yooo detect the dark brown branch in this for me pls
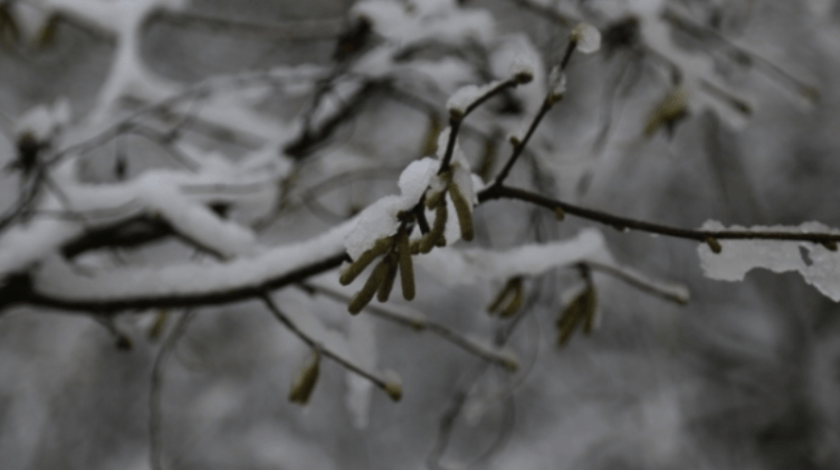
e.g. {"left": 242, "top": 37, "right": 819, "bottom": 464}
{"left": 478, "top": 184, "right": 840, "bottom": 245}
{"left": 0, "top": 252, "right": 347, "bottom": 313}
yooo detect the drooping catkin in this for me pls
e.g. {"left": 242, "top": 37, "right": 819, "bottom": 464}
{"left": 425, "top": 189, "right": 445, "bottom": 210}
{"left": 340, "top": 237, "right": 394, "bottom": 285}
{"left": 821, "top": 240, "right": 838, "bottom": 251}
{"left": 289, "top": 350, "right": 320, "bottom": 405}
{"left": 554, "top": 205, "right": 565, "bottom": 221}
{"left": 499, "top": 278, "right": 524, "bottom": 318}
{"left": 580, "top": 286, "right": 597, "bottom": 335}
{"left": 377, "top": 253, "right": 399, "bottom": 303}
{"left": 420, "top": 202, "right": 448, "bottom": 253}
{"left": 348, "top": 259, "right": 391, "bottom": 314}
{"left": 397, "top": 229, "right": 415, "bottom": 301}
{"left": 147, "top": 309, "right": 169, "bottom": 340}
{"left": 448, "top": 181, "right": 474, "bottom": 242}
{"left": 556, "top": 285, "right": 596, "bottom": 346}
{"left": 487, "top": 278, "right": 517, "bottom": 314}
{"left": 644, "top": 87, "right": 688, "bottom": 138}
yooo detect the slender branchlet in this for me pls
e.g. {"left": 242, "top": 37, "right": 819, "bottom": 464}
{"left": 559, "top": 38, "right": 577, "bottom": 71}
{"left": 289, "top": 349, "right": 321, "bottom": 405}
{"left": 348, "top": 259, "right": 391, "bottom": 314}
{"left": 262, "top": 295, "right": 400, "bottom": 402}
{"left": 397, "top": 229, "right": 416, "bottom": 301}
{"left": 477, "top": 184, "right": 840, "bottom": 246}
{"left": 439, "top": 77, "right": 526, "bottom": 174}
{"left": 298, "top": 283, "right": 518, "bottom": 369}
{"left": 339, "top": 237, "right": 394, "bottom": 285}
{"left": 448, "top": 180, "right": 474, "bottom": 242}
{"left": 492, "top": 98, "right": 554, "bottom": 187}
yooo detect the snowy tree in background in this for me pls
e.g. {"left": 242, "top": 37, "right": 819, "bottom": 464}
{"left": 1, "top": 0, "right": 840, "bottom": 469}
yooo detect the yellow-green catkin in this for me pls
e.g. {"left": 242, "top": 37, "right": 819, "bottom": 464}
{"left": 556, "top": 286, "right": 596, "bottom": 346}
{"left": 377, "top": 254, "right": 399, "bottom": 303}
{"left": 554, "top": 205, "right": 565, "bottom": 221}
{"left": 644, "top": 87, "right": 688, "bottom": 137}
{"left": 448, "top": 181, "right": 474, "bottom": 242}
{"left": 340, "top": 237, "right": 394, "bottom": 285}
{"left": 147, "top": 309, "right": 169, "bottom": 340}
{"left": 420, "top": 202, "right": 448, "bottom": 253}
{"left": 420, "top": 114, "right": 442, "bottom": 157}
{"left": 34, "top": 14, "right": 59, "bottom": 49}
{"left": 487, "top": 279, "right": 516, "bottom": 314}
{"left": 499, "top": 279, "right": 524, "bottom": 318}
{"left": 289, "top": 350, "right": 320, "bottom": 405}
{"left": 581, "top": 286, "right": 597, "bottom": 335}
{"left": 397, "top": 229, "right": 415, "bottom": 301}
{"left": 821, "top": 240, "right": 838, "bottom": 252}
{"left": 425, "top": 188, "right": 446, "bottom": 210}
{"left": 348, "top": 260, "right": 391, "bottom": 314}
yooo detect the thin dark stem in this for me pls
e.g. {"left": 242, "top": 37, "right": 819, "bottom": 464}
{"left": 300, "top": 283, "right": 515, "bottom": 369}
{"left": 149, "top": 310, "right": 196, "bottom": 470}
{"left": 260, "top": 293, "right": 392, "bottom": 395}
{"left": 478, "top": 184, "right": 840, "bottom": 245}
{"left": 558, "top": 39, "right": 577, "bottom": 71}
{"left": 439, "top": 78, "right": 523, "bottom": 174}
{"left": 491, "top": 99, "right": 553, "bottom": 187}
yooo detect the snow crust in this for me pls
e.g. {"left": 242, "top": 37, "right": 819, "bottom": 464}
{"left": 415, "top": 229, "right": 612, "bottom": 285}
{"left": 571, "top": 23, "right": 601, "bottom": 54}
{"left": 344, "top": 158, "right": 438, "bottom": 259}
{"left": 698, "top": 221, "right": 840, "bottom": 301}
{"left": 447, "top": 80, "right": 504, "bottom": 115}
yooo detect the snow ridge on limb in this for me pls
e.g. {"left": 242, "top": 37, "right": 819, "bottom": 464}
{"left": 698, "top": 221, "right": 840, "bottom": 301}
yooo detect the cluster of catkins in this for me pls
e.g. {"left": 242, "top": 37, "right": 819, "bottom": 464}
{"left": 340, "top": 167, "right": 474, "bottom": 314}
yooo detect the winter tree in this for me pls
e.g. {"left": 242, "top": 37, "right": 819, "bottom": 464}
{"left": 1, "top": 0, "right": 840, "bottom": 469}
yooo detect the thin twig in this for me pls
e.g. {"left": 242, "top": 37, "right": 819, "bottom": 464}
{"left": 150, "top": 310, "right": 197, "bottom": 470}
{"left": 260, "top": 293, "right": 395, "bottom": 398}
{"left": 491, "top": 98, "right": 553, "bottom": 187}
{"left": 585, "top": 261, "right": 689, "bottom": 305}
{"left": 439, "top": 77, "right": 524, "bottom": 174}
{"left": 300, "top": 283, "right": 516, "bottom": 369}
